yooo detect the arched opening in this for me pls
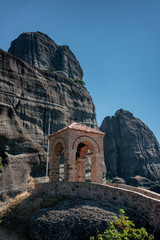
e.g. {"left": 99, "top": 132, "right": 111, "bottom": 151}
{"left": 75, "top": 141, "right": 94, "bottom": 182}
{"left": 49, "top": 123, "right": 105, "bottom": 183}
{"left": 52, "top": 142, "right": 65, "bottom": 181}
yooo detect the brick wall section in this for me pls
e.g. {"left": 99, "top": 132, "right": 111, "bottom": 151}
{"left": 36, "top": 181, "right": 160, "bottom": 229}
{"left": 75, "top": 158, "right": 85, "bottom": 182}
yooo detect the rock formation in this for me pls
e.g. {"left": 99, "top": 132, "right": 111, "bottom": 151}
{"left": 0, "top": 32, "right": 97, "bottom": 195}
{"left": 0, "top": 48, "right": 97, "bottom": 150}
{"left": 100, "top": 109, "right": 160, "bottom": 184}
{"left": 8, "top": 31, "right": 83, "bottom": 80}
{"left": 29, "top": 197, "right": 150, "bottom": 240}
{"left": 112, "top": 177, "right": 126, "bottom": 184}
{"left": 29, "top": 198, "right": 115, "bottom": 240}
{"left": 0, "top": 103, "right": 46, "bottom": 197}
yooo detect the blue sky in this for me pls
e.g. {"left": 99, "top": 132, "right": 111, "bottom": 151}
{"left": 1, "top": 0, "right": 160, "bottom": 143}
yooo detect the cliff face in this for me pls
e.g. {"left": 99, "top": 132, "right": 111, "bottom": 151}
{"left": 8, "top": 31, "right": 83, "bottom": 80}
{"left": 0, "top": 32, "right": 97, "bottom": 195}
{"left": 100, "top": 109, "right": 160, "bottom": 183}
{"left": 0, "top": 103, "right": 46, "bottom": 196}
{"left": 0, "top": 49, "right": 97, "bottom": 150}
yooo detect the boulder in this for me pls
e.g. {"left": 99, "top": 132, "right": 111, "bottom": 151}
{"left": 100, "top": 109, "right": 160, "bottom": 183}
{"left": 112, "top": 177, "right": 126, "bottom": 184}
{"left": 29, "top": 198, "right": 149, "bottom": 240}
{"left": 126, "top": 176, "right": 154, "bottom": 187}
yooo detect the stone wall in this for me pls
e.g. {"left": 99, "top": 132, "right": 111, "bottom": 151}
{"left": 36, "top": 182, "right": 160, "bottom": 229}
{"left": 109, "top": 183, "right": 160, "bottom": 200}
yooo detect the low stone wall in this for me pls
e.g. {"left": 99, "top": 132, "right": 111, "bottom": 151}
{"left": 109, "top": 183, "right": 160, "bottom": 200}
{"left": 36, "top": 181, "right": 160, "bottom": 229}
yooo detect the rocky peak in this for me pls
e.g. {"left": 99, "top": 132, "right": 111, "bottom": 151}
{"left": 8, "top": 31, "right": 83, "bottom": 80}
{"left": 100, "top": 109, "right": 160, "bottom": 184}
{"left": 0, "top": 35, "right": 96, "bottom": 196}
{"left": 115, "top": 109, "right": 133, "bottom": 118}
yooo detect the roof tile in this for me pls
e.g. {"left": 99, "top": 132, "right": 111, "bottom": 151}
{"left": 49, "top": 122, "right": 105, "bottom": 137}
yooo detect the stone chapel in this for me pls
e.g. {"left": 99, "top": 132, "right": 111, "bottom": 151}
{"left": 48, "top": 122, "right": 105, "bottom": 183}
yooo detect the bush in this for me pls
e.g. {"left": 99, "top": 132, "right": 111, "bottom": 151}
{"left": 90, "top": 209, "right": 154, "bottom": 240}
{"left": 0, "top": 157, "right": 3, "bottom": 173}
{"left": 74, "top": 78, "right": 85, "bottom": 85}
{"left": 107, "top": 179, "right": 113, "bottom": 184}
{"left": 69, "top": 77, "right": 85, "bottom": 85}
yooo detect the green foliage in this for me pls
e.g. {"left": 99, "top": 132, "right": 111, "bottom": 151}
{"left": 149, "top": 184, "right": 160, "bottom": 194}
{"left": 74, "top": 77, "right": 85, "bottom": 85}
{"left": 69, "top": 77, "right": 85, "bottom": 86}
{"left": 0, "top": 157, "right": 3, "bottom": 173}
{"left": 107, "top": 179, "right": 113, "bottom": 184}
{"left": 90, "top": 209, "right": 154, "bottom": 240}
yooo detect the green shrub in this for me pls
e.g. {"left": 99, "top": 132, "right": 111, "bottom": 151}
{"left": 107, "top": 179, "right": 113, "bottom": 184}
{"left": 74, "top": 78, "right": 85, "bottom": 86}
{"left": 69, "top": 77, "right": 85, "bottom": 85}
{"left": 90, "top": 209, "right": 154, "bottom": 240}
{"left": 0, "top": 157, "right": 3, "bottom": 173}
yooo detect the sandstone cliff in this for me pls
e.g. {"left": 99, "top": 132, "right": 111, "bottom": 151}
{"left": 100, "top": 109, "right": 160, "bottom": 184}
{"left": 8, "top": 31, "right": 83, "bottom": 80}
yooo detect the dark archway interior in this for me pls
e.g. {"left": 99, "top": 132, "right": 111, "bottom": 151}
{"left": 76, "top": 143, "right": 86, "bottom": 159}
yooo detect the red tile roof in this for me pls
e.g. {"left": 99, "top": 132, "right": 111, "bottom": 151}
{"left": 49, "top": 122, "right": 105, "bottom": 137}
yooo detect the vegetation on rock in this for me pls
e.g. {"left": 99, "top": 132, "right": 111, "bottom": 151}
{"left": 107, "top": 179, "right": 113, "bottom": 184}
{"left": 90, "top": 209, "right": 154, "bottom": 240}
{"left": 0, "top": 157, "right": 3, "bottom": 174}
{"left": 0, "top": 191, "right": 158, "bottom": 240}
{"left": 70, "top": 77, "right": 85, "bottom": 85}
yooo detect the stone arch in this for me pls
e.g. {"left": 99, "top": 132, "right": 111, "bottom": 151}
{"left": 72, "top": 136, "right": 100, "bottom": 183}
{"left": 49, "top": 138, "right": 66, "bottom": 181}
{"left": 54, "top": 142, "right": 64, "bottom": 156}
{"left": 51, "top": 137, "right": 66, "bottom": 154}
{"left": 72, "top": 135, "right": 100, "bottom": 153}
